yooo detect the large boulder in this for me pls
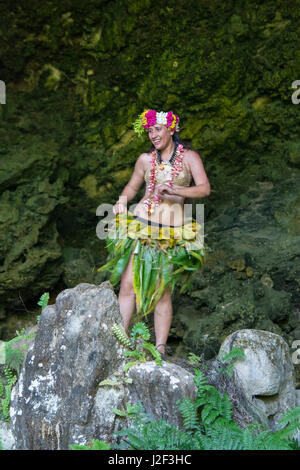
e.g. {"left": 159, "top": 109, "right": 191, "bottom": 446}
{"left": 217, "top": 329, "right": 297, "bottom": 429}
{"left": 10, "top": 281, "right": 125, "bottom": 450}
{"left": 71, "top": 361, "right": 198, "bottom": 447}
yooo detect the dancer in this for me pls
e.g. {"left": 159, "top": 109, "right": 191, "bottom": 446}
{"left": 98, "top": 109, "right": 210, "bottom": 356}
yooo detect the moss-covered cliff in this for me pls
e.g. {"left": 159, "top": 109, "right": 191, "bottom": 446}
{"left": 0, "top": 0, "right": 299, "bottom": 381}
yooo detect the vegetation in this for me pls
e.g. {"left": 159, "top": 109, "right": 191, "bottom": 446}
{"left": 72, "top": 368, "right": 300, "bottom": 450}
{"left": 111, "top": 322, "right": 162, "bottom": 372}
{"left": 0, "top": 293, "right": 48, "bottom": 422}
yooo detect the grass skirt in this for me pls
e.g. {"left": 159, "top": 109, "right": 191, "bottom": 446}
{"left": 98, "top": 211, "right": 206, "bottom": 316}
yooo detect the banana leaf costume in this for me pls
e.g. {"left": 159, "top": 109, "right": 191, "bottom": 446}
{"left": 98, "top": 211, "right": 206, "bottom": 316}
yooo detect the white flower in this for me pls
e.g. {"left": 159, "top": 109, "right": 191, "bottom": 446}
{"left": 156, "top": 112, "right": 168, "bottom": 125}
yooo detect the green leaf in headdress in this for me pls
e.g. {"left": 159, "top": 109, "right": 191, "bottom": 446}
{"left": 133, "top": 115, "right": 145, "bottom": 138}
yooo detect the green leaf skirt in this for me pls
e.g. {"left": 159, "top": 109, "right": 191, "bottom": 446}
{"left": 98, "top": 211, "right": 207, "bottom": 316}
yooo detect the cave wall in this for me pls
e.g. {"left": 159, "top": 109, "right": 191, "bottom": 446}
{"left": 0, "top": 0, "right": 299, "bottom": 378}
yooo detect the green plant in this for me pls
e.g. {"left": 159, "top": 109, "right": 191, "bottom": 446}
{"left": 71, "top": 365, "right": 300, "bottom": 451}
{"left": 0, "top": 329, "right": 36, "bottom": 421}
{"left": 70, "top": 439, "right": 111, "bottom": 450}
{"left": 110, "top": 368, "right": 300, "bottom": 450}
{"left": 188, "top": 351, "right": 203, "bottom": 365}
{"left": 36, "top": 292, "right": 50, "bottom": 323}
{"left": 218, "top": 347, "right": 246, "bottom": 377}
{"left": 0, "top": 364, "right": 17, "bottom": 421}
{"left": 112, "top": 322, "right": 162, "bottom": 372}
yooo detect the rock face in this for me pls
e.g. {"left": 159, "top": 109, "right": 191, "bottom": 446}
{"left": 217, "top": 329, "right": 297, "bottom": 429}
{"left": 71, "top": 361, "right": 198, "bottom": 447}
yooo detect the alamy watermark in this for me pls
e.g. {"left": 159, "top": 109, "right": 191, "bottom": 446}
{"left": 96, "top": 200, "right": 205, "bottom": 251}
{"left": 0, "top": 80, "right": 6, "bottom": 104}
{"left": 292, "top": 340, "right": 300, "bottom": 365}
{"left": 0, "top": 341, "right": 5, "bottom": 364}
{"left": 291, "top": 80, "right": 300, "bottom": 104}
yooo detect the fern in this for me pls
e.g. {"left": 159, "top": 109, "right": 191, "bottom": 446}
{"left": 130, "top": 322, "right": 150, "bottom": 342}
{"left": 0, "top": 329, "right": 34, "bottom": 421}
{"left": 4, "top": 345, "right": 24, "bottom": 375}
{"left": 70, "top": 439, "right": 111, "bottom": 450}
{"left": 112, "top": 322, "right": 163, "bottom": 372}
{"left": 199, "top": 388, "right": 233, "bottom": 425}
{"left": 177, "top": 397, "right": 199, "bottom": 430}
{"left": 140, "top": 342, "right": 162, "bottom": 366}
{"left": 37, "top": 292, "right": 50, "bottom": 310}
{"left": 1, "top": 384, "right": 13, "bottom": 421}
{"left": 188, "top": 352, "right": 203, "bottom": 365}
{"left": 114, "top": 403, "right": 198, "bottom": 450}
{"left": 112, "top": 324, "right": 135, "bottom": 350}
{"left": 37, "top": 292, "right": 50, "bottom": 322}
{"left": 272, "top": 406, "right": 300, "bottom": 441}
{"left": 218, "top": 347, "right": 245, "bottom": 377}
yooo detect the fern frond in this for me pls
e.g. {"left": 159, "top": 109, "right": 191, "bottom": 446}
{"left": 112, "top": 323, "right": 135, "bottom": 350}
{"left": 124, "top": 350, "right": 142, "bottom": 359}
{"left": 219, "top": 347, "right": 245, "bottom": 364}
{"left": 37, "top": 292, "right": 50, "bottom": 310}
{"left": 5, "top": 345, "right": 24, "bottom": 375}
{"left": 203, "top": 422, "right": 243, "bottom": 450}
{"left": 273, "top": 406, "right": 300, "bottom": 441}
{"left": 178, "top": 397, "right": 200, "bottom": 430}
{"left": 141, "top": 342, "right": 162, "bottom": 366}
{"left": 3, "top": 365, "right": 17, "bottom": 387}
{"left": 130, "top": 322, "right": 150, "bottom": 343}
{"left": 124, "top": 361, "right": 138, "bottom": 373}
{"left": 188, "top": 352, "right": 203, "bottom": 365}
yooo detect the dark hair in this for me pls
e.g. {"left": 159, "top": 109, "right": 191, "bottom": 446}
{"left": 146, "top": 132, "right": 194, "bottom": 153}
{"left": 172, "top": 133, "right": 194, "bottom": 150}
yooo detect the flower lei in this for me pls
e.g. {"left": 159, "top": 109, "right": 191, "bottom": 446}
{"left": 133, "top": 109, "right": 180, "bottom": 138}
{"left": 143, "top": 143, "right": 184, "bottom": 215}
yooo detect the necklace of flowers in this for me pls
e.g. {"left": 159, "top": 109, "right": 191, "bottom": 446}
{"left": 143, "top": 143, "right": 184, "bottom": 215}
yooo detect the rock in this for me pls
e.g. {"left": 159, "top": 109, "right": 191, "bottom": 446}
{"left": 72, "top": 361, "right": 198, "bottom": 447}
{"left": 0, "top": 421, "right": 15, "bottom": 450}
{"left": 200, "top": 358, "right": 270, "bottom": 429}
{"left": 10, "top": 281, "right": 126, "bottom": 450}
{"left": 217, "top": 329, "right": 297, "bottom": 429}
{"left": 128, "top": 362, "right": 197, "bottom": 427}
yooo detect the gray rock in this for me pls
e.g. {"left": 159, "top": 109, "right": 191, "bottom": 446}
{"left": 71, "top": 362, "right": 197, "bottom": 447}
{"left": 200, "top": 357, "right": 270, "bottom": 429}
{"left": 128, "top": 362, "right": 197, "bottom": 427}
{"left": 0, "top": 421, "right": 15, "bottom": 450}
{"left": 10, "top": 281, "right": 126, "bottom": 450}
{"left": 217, "top": 329, "right": 297, "bottom": 429}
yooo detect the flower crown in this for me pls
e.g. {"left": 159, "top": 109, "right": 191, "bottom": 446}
{"left": 133, "top": 109, "right": 180, "bottom": 137}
